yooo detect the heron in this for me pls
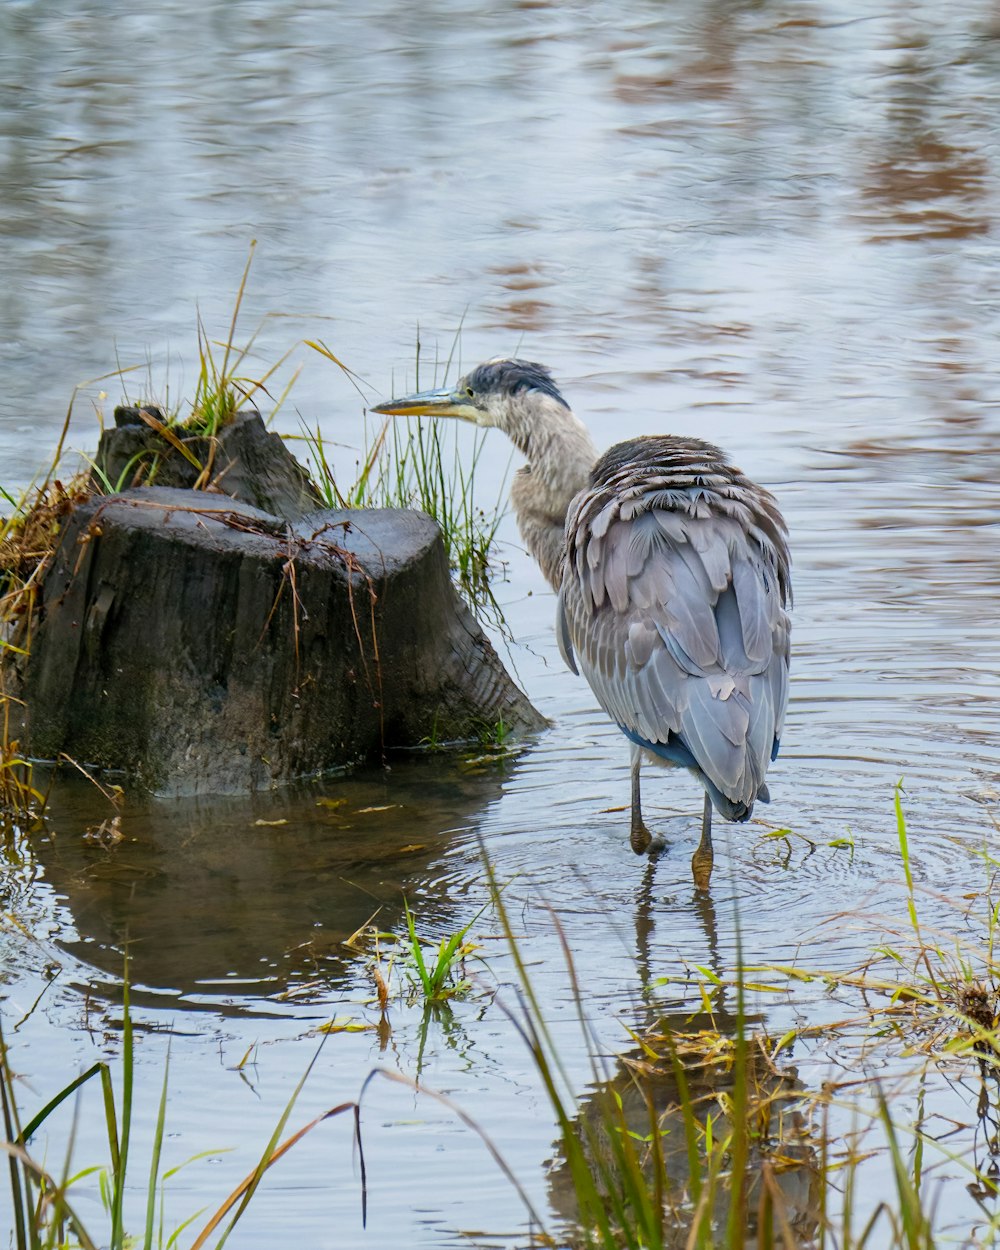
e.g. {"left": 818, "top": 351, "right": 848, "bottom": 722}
{"left": 372, "top": 358, "right": 791, "bottom": 887}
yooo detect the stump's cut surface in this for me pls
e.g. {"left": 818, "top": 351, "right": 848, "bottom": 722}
{"left": 17, "top": 488, "right": 544, "bottom": 794}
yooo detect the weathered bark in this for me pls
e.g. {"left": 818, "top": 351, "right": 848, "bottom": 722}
{"left": 14, "top": 488, "right": 544, "bottom": 794}
{"left": 95, "top": 408, "right": 322, "bottom": 520}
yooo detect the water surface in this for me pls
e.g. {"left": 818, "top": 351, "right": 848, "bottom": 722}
{"left": 3, "top": 1, "right": 1000, "bottom": 1244}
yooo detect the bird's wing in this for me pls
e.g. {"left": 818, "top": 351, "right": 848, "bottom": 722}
{"left": 561, "top": 502, "right": 790, "bottom": 815}
{"left": 556, "top": 585, "right": 578, "bottom": 675}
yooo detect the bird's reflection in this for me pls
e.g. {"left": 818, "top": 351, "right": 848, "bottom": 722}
{"left": 633, "top": 845, "right": 723, "bottom": 1003}
{"left": 541, "top": 846, "right": 820, "bottom": 1246}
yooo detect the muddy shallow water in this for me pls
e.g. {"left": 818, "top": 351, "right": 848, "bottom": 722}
{"left": 3, "top": 0, "right": 1000, "bottom": 1245}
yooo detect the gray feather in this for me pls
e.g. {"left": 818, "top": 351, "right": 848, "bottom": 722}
{"left": 732, "top": 555, "right": 771, "bottom": 664}
{"left": 556, "top": 587, "right": 578, "bottom": 675}
{"left": 562, "top": 433, "right": 791, "bottom": 819}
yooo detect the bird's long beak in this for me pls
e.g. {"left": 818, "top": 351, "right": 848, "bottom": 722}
{"left": 370, "top": 386, "right": 478, "bottom": 422}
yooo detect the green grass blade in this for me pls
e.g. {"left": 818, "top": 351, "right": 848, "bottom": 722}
{"left": 144, "top": 1044, "right": 170, "bottom": 1250}
{"left": 869, "top": 1088, "right": 933, "bottom": 1250}
{"left": 725, "top": 944, "right": 749, "bottom": 1249}
{"left": 894, "top": 780, "right": 920, "bottom": 939}
{"left": 0, "top": 1027, "right": 30, "bottom": 1250}
{"left": 165, "top": 1205, "right": 208, "bottom": 1249}
{"left": 100, "top": 1063, "right": 120, "bottom": 1176}
{"left": 19, "top": 1063, "right": 107, "bottom": 1143}
{"left": 110, "top": 975, "right": 133, "bottom": 1250}
{"left": 404, "top": 900, "right": 433, "bottom": 997}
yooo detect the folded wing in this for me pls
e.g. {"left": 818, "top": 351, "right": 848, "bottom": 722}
{"left": 558, "top": 436, "right": 791, "bottom": 821}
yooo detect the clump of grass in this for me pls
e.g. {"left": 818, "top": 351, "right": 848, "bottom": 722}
{"left": 0, "top": 694, "right": 45, "bottom": 838}
{"left": 0, "top": 477, "right": 63, "bottom": 835}
{"left": 101, "top": 245, "right": 303, "bottom": 498}
{"left": 346, "top": 901, "right": 489, "bottom": 1012}
{"left": 0, "top": 477, "right": 91, "bottom": 627}
{"left": 121, "top": 241, "right": 301, "bottom": 444}
{"left": 303, "top": 341, "right": 510, "bottom": 630}
{"left": 399, "top": 898, "right": 488, "bottom": 1004}
{"left": 476, "top": 715, "right": 513, "bottom": 750}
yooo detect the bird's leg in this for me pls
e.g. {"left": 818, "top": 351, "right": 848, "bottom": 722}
{"left": 691, "top": 793, "right": 714, "bottom": 889}
{"left": 630, "top": 752, "right": 651, "bottom": 854}
{"left": 629, "top": 749, "right": 664, "bottom": 855}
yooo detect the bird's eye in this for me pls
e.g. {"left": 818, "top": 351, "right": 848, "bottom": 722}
{"left": 465, "top": 386, "right": 475, "bottom": 399}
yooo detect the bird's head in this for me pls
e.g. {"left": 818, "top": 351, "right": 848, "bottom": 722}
{"left": 370, "top": 357, "right": 569, "bottom": 435}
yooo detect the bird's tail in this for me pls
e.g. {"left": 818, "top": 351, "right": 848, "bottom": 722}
{"left": 704, "top": 777, "right": 770, "bottom": 823}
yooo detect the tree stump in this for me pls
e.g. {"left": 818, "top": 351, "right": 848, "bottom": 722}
{"left": 14, "top": 488, "right": 544, "bottom": 794}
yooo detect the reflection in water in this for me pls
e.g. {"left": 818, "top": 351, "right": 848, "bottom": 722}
{"left": 546, "top": 1014, "right": 819, "bottom": 1248}
{"left": 635, "top": 857, "right": 724, "bottom": 1001}
{"left": 543, "top": 862, "right": 817, "bottom": 1246}
{"left": 30, "top": 755, "right": 513, "bottom": 1011}
{"left": 862, "top": 135, "right": 988, "bottom": 241}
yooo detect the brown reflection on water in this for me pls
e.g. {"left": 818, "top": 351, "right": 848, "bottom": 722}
{"left": 31, "top": 755, "right": 509, "bottom": 1011}
{"left": 546, "top": 1014, "right": 819, "bottom": 1248}
{"left": 860, "top": 133, "right": 989, "bottom": 242}
{"left": 849, "top": 22, "right": 992, "bottom": 242}
{"left": 546, "top": 860, "right": 816, "bottom": 1248}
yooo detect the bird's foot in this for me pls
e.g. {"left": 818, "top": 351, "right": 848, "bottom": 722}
{"left": 630, "top": 823, "right": 666, "bottom": 857}
{"left": 691, "top": 847, "right": 714, "bottom": 891}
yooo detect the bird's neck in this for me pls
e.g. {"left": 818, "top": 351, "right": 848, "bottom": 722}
{"left": 506, "top": 395, "right": 599, "bottom": 591}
